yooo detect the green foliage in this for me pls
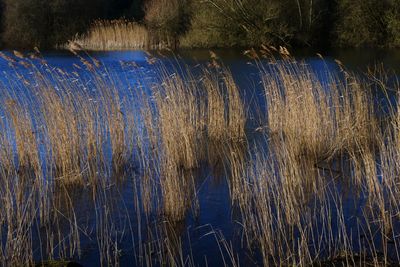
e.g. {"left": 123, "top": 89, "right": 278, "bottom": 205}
{"left": 334, "top": 0, "right": 389, "bottom": 47}
{"left": 181, "top": 0, "right": 400, "bottom": 48}
{"left": 386, "top": 0, "right": 400, "bottom": 47}
{"left": 181, "top": 0, "right": 291, "bottom": 48}
{"left": 333, "top": 0, "right": 400, "bottom": 48}
{"left": 144, "top": 0, "right": 190, "bottom": 36}
{"left": 181, "top": 0, "right": 336, "bottom": 48}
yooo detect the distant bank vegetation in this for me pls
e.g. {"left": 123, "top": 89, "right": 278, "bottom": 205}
{"left": 1, "top": 0, "right": 400, "bottom": 50}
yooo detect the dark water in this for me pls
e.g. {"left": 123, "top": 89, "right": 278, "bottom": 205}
{"left": 1, "top": 48, "right": 400, "bottom": 266}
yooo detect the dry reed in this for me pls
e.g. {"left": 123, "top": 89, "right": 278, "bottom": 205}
{"left": 230, "top": 54, "right": 400, "bottom": 266}
{"left": 65, "top": 19, "right": 174, "bottom": 51}
{"left": 1, "top": 49, "right": 400, "bottom": 267}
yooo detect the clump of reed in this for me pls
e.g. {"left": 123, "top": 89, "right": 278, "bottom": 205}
{"left": 203, "top": 68, "right": 246, "bottom": 142}
{"left": 0, "top": 50, "right": 141, "bottom": 186}
{"left": 153, "top": 72, "right": 203, "bottom": 220}
{"left": 3, "top": 98, "right": 41, "bottom": 177}
{"left": 263, "top": 59, "right": 378, "bottom": 165}
{"left": 0, "top": 118, "right": 13, "bottom": 176}
{"left": 229, "top": 55, "right": 400, "bottom": 266}
{"left": 154, "top": 72, "right": 205, "bottom": 171}
{"left": 135, "top": 59, "right": 247, "bottom": 221}
{"left": 39, "top": 85, "right": 86, "bottom": 183}
{"left": 66, "top": 19, "right": 175, "bottom": 51}
{"left": 200, "top": 62, "right": 248, "bottom": 203}
{"left": 66, "top": 20, "right": 149, "bottom": 51}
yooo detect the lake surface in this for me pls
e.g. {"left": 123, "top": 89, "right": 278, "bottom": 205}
{"left": 0, "top": 48, "right": 400, "bottom": 266}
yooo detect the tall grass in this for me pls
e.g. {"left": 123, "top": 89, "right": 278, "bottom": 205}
{"left": 228, "top": 54, "right": 400, "bottom": 266}
{"left": 154, "top": 71, "right": 203, "bottom": 220}
{"left": 203, "top": 68, "right": 246, "bottom": 142}
{"left": 2, "top": 49, "right": 400, "bottom": 266}
{"left": 264, "top": 59, "right": 377, "bottom": 163}
{"left": 0, "top": 49, "right": 249, "bottom": 265}
{"left": 66, "top": 19, "right": 175, "bottom": 51}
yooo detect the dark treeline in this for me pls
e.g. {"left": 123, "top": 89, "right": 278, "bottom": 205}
{"left": 180, "top": 0, "right": 400, "bottom": 48}
{"left": 0, "top": 0, "right": 145, "bottom": 48}
{"left": 1, "top": 0, "right": 400, "bottom": 49}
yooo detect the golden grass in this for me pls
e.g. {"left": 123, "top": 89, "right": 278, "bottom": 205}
{"left": 4, "top": 98, "right": 41, "bottom": 176}
{"left": 264, "top": 60, "right": 378, "bottom": 164}
{"left": 150, "top": 63, "right": 246, "bottom": 220}
{"left": 65, "top": 19, "right": 174, "bottom": 51}
{"left": 153, "top": 72, "right": 203, "bottom": 219}
{"left": 229, "top": 54, "right": 400, "bottom": 266}
{"left": 1, "top": 49, "right": 400, "bottom": 266}
{"left": 203, "top": 68, "right": 246, "bottom": 142}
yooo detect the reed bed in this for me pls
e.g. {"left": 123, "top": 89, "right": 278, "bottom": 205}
{"left": 226, "top": 54, "right": 400, "bottom": 266}
{"left": 153, "top": 73, "right": 203, "bottom": 220}
{"left": 1, "top": 49, "right": 400, "bottom": 266}
{"left": 66, "top": 20, "right": 174, "bottom": 51}
{"left": 0, "top": 49, "right": 248, "bottom": 266}
{"left": 263, "top": 59, "right": 378, "bottom": 164}
{"left": 203, "top": 68, "right": 246, "bottom": 142}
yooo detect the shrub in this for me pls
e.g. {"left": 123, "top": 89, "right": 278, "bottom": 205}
{"left": 386, "top": 0, "right": 400, "bottom": 47}
{"left": 181, "top": 0, "right": 291, "bottom": 48}
{"left": 334, "top": 0, "right": 388, "bottom": 47}
{"left": 144, "top": 0, "right": 191, "bottom": 47}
